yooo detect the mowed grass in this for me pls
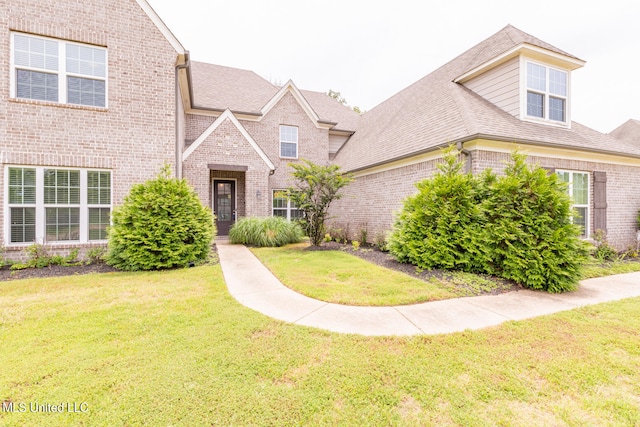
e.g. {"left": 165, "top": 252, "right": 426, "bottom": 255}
{"left": 0, "top": 267, "right": 640, "bottom": 426}
{"left": 250, "top": 243, "right": 458, "bottom": 305}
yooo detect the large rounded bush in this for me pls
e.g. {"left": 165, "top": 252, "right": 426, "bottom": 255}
{"left": 106, "top": 167, "right": 215, "bottom": 271}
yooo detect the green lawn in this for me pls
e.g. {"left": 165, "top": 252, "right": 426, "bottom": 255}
{"left": 1, "top": 266, "right": 639, "bottom": 426}
{"left": 251, "top": 244, "right": 513, "bottom": 306}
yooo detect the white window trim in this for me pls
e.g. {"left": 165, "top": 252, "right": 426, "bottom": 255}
{"left": 279, "top": 125, "right": 299, "bottom": 159}
{"left": 272, "top": 190, "right": 301, "bottom": 221}
{"left": 520, "top": 57, "right": 570, "bottom": 128}
{"left": 10, "top": 32, "right": 108, "bottom": 108}
{"left": 4, "top": 166, "right": 112, "bottom": 246}
{"left": 557, "top": 169, "right": 590, "bottom": 238}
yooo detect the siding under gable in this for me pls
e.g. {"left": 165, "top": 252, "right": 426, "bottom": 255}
{"left": 463, "top": 57, "right": 520, "bottom": 118}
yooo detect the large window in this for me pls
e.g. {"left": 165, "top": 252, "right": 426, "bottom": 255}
{"left": 6, "top": 167, "right": 111, "bottom": 244}
{"left": 526, "top": 62, "right": 567, "bottom": 123}
{"left": 272, "top": 190, "right": 303, "bottom": 221}
{"left": 11, "top": 32, "right": 107, "bottom": 107}
{"left": 557, "top": 170, "right": 589, "bottom": 237}
{"left": 280, "top": 125, "right": 298, "bottom": 158}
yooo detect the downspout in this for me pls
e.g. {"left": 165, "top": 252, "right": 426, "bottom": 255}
{"left": 456, "top": 141, "right": 472, "bottom": 174}
{"left": 175, "top": 52, "right": 190, "bottom": 179}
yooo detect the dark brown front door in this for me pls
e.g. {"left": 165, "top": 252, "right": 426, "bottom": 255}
{"left": 213, "top": 180, "right": 236, "bottom": 235}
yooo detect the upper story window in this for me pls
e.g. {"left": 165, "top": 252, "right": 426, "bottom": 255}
{"left": 280, "top": 125, "right": 298, "bottom": 158}
{"left": 526, "top": 62, "right": 567, "bottom": 123}
{"left": 11, "top": 32, "right": 107, "bottom": 108}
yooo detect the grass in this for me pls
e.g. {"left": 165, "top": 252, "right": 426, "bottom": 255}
{"left": 250, "top": 243, "right": 457, "bottom": 305}
{"left": 581, "top": 258, "right": 640, "bottom": 279}
{"left": 1, "top": 266, "right": 639, "bottom": 426}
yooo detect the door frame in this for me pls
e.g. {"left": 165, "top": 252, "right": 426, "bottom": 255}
{"left": 212, "top": 178, "right": 237, "bottom": 235}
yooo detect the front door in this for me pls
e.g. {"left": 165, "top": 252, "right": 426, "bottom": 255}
{"left": 213, "top": 180, "right": 236, "bottom": 235}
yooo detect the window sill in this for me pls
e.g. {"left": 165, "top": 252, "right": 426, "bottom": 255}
{"left": 8, "top": 97, "right": 108, "bottom": 112}
{"left": 522, "top": 115, "right": 570, "bottom": 129}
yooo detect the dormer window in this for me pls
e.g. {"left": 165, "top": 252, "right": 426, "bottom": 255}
{"left": 526, "top": 62, "right": 567, "bottom": 123}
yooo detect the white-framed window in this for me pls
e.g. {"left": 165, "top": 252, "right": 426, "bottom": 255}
{"left": 272, "top": 190, "right": 303, "bottom": 221}
{"left": 557, "top": 170, "right": 589, "bottom": 237}
{"left": 280, "top": 125, "right": 298, "bottom": 158}
{"left": 525, "top": 61, "right": 567, "bottom": 123}
{"left": 5, "top": 166, "right": 111, "bottom": 245}
{"left": 10, "top": 32, "right": 107, "bottom": 107}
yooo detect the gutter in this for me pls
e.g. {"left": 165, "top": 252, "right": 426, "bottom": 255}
{"left": 456, "top": 141, "right": 472, "bottom": 173}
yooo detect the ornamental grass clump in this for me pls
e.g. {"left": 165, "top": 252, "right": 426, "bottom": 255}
{"left": 106, "top": 165, "right": 215, "bottom": 271}
{"left": 229, "top": 216, "right": 304, "bottom": 247}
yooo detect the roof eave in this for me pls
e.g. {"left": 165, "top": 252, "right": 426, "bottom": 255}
{"left": 454, "top": 43, "right": 586, "bottom": 84}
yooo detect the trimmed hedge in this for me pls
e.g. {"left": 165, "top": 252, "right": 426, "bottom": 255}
{"left": 106, "top": 166, "right": 215, "bottom": 271}
{"left": 229, "top": 216, "right": 304, "bottom": 247}
{"left": 388, "top": 148, "right": 590, "bottom": 292}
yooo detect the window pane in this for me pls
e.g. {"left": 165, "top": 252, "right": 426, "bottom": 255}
{"left": 549, "top": 97, "right": 565, "bottom": 122}
{"left": 574, "top": 207, "right": 587, "bottom": 237}
{"left": 549, "top": 69, "right": 567, "bottom": 97}
{"left": 8, "top": 167, "right": 36, "bottom": 204}
{"left": 273, "top": 210, "right": 287, "bottom": 218}
{"left": 572, "top": 173, "right": 588, "bottom": 205}
{"left": 280, "top": 142, "right": 297, "bottom": 158}
{"left": 10, "top": 207, "right": 36, "bottom": 243}
{"left": 66, "top": 43, "right": 106, "bottom": 78}
{"left": 46, "top": 207, "right": 80, "bottom": 241}
{"left": 14, "top": 34, "right": 58, "bottom": 71}
{"left": 44, "top": 169, "right": 80, "bottom": 204}
{"left": 67, "top": 77, "right": 106, "bottom": 107}
{"left": 526, "top": 92, "right": 544, "bottom": 118}
{"left": 527, "top": 63, "right": 546, "bottom": 91}
{"left": 89, "top": 208, "right": 110, "bottom": 240}
{"left": 16, "top": 70, "right": 58, "bottom": 102}
{"left": 280, "top": 126, "right": 298, "bottom": 143}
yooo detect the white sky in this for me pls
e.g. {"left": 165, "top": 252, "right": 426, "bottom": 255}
{"left": 147, "top": 0, "right": 639, "bottom": 134}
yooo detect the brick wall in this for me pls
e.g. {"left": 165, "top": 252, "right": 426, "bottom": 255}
{"left": 331, "top": 148, "right": 640, "bottom": 250}
{"left": 1, "top": 0, "right": 179, "bottom": 254}
{"left": 184, "top": 91, "right": 331, "bottom": 219}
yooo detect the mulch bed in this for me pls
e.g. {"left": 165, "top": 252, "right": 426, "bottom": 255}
{"left": 306, "top": 241, "right": 521, "bottom": 295}
{"left": 1, "top": 242, "right": 519, "bottom": 297}
{"left": 0, "top": 263, "right": 119, "bottom": 282}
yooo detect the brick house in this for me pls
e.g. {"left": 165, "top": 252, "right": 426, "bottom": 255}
{"left": 2, "top": 1, "right": 639, "bottom": 256}
{"left": 330, "top": 25, "right": 640, "bottom": 250}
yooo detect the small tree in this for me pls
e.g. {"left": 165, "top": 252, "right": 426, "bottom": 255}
{"left": 287, "top": 160, "right": 353, "bottom": 246}
{"left": 106, "top": 165, "right": 215, "bottom": 271}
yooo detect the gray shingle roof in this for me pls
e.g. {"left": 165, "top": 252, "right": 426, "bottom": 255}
{"left": 334, "top": 25, "right": 639, "bottom": 172}
{"left": 189, "top": 62, "right": 360, "bottom": 131}
{"left": 610, "top": 119, "right": 640, "bottom": 145}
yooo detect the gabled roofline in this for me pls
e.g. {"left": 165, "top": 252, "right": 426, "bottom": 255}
{"left": 183, "top": 109, "right": 276, "bottom": 171}
{"left": 135, "top": 0, "right": 185, "bottom": 54}
{"left": 261, "top": 80, "right": 336, "bottom": 129}
{"left": 454, "top": 43, "right": 586, "bottom": 84}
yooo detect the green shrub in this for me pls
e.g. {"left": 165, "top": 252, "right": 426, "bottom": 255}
{"left": 85, "top": 247, "right": 107, "bottom": 264}
{"left": 591, "top": 229, "right": 618, "bottom": 262}
{"left": 10, "top": 244, "right": 80, "bottom": 270}
{"left": 106, "top": 166, "right": 215, "bottom": 271}
{"left": 482, "top": 153, "right": 590, "bottom": 292}
{"left": 229, "top": 216, "right": 304, "bottom": 247}
{"left": 388, "top": 146, "right": 491, "bottom": 273}
{"left": 388, "top": 148, "right": 589, "bottom": 293}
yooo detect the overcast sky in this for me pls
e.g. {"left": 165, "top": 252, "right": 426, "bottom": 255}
{"left": 147, "top": 0, "right": 638, "bottom": 134}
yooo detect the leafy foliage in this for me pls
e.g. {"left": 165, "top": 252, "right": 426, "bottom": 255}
{"left": 388, "top": 146, "right": 490, "bottom": 272}
{"left": 10, "top": 244, "right": 80, "bottom": 270}
{"left": 591, "top": 229, "right": 618, "bottom": 262}
{"left": 389, "top": 148, "right": 590, "bottom": 292}
{"left": 106, "top": 165, "right": 215, "bottom": 271}
{"left": 287, "top": 160, "right": 353, "bottom": 246}
{"left": 229, "top": 216, "right": 304, "bottom": 247}
{"left": 482, "top": 153, "right": 590, "bottom": 292}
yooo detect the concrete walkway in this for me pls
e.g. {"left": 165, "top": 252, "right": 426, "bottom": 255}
{"left": 216, "top": 241, "right": 640, "bottom": 336}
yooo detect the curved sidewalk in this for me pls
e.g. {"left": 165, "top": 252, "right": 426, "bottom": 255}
{"left": 216, "top": 241, "right": 640, "bottom": 336}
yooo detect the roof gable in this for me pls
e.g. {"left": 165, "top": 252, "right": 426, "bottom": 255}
{"left": 135, "top": 0, "right": 185, "bottom": 55}
{"left": 183, "top": 109, "right": 275, "bottom": 170}
{"left": 610, "top": 119, "right": 640, "bottom": 144}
